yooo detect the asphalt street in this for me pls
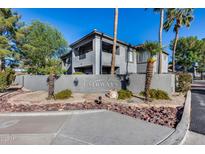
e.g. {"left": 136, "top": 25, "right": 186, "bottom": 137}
{"left": 190, "top": 80, "right": 205, "bottom": 135}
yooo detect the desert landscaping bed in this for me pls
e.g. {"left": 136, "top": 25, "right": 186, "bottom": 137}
{"left": 0, "top": 90, "right": 184, "bottom": 128}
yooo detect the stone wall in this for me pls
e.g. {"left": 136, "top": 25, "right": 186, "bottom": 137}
{"left": 54, "top": 75, "right": 121, "bottom": 93}
{"left": 15, "top": 74, "right": 175, "bottom": 94}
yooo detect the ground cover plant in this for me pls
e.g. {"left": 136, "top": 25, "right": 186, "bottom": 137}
{"left": 140, "top": 89, "right": 170, "bottom": 100}
{"left": 54, "top": 89, "right": 72, "bottom": 100}
{"left": 118, "top": 89, "right": 133, "bottom": 100}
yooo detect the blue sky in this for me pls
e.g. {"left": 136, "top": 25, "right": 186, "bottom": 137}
{"left": 14, "top": 8, "right": 205, "bottom": 61}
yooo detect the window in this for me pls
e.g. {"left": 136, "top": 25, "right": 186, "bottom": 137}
{"left": 79, "top": 41, "right": 93, "bottom": 53}
{"left": 138, "top": 51, "right": 150, "bottom": 63}
{"left": 128, "top": 51, "right": 134, "bottom": 62}
{"left": 102, "top": 41, "right": 120, "bottom": 55}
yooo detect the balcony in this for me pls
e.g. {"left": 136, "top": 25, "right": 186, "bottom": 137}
{"left": 73, "top": 50, "right": 95, "bottom": 68}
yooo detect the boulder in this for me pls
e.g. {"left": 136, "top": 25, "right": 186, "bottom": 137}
{"left": 105, "top": 89, "right": 118, "bottom": 99}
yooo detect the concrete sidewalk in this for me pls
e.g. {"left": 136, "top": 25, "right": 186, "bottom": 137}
{"left": 183, "top": 131, "right": 205, "bottom": 145}
{"left": 0, "top": 110, "right": 174, "bottom": 145}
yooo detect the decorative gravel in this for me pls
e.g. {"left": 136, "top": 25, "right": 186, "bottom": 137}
{"left": 0, "top": 91, "right": 184, "bottom": 128}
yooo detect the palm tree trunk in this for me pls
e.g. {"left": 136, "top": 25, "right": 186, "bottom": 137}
{"left": 172, "top": 29, "right": 179, "bottom": 73}
{"left": 158, "top": 9, "right": 164, "bottom": 74}
{"left": 48, "top": 73, "right": 55, "bottom": 99}
{"left": 145, "top": 61, "right": 154, "bottom": 101}
{"left": 111, "top": 8, "right": 118, "bottom": 75}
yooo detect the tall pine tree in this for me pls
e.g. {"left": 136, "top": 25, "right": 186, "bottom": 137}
{"left": 0, "top": 8, "right": 21, "bottom": 71}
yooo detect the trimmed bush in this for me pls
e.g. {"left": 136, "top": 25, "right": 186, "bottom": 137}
{"left": 0, "top": 68, "right": 15, "bottom": 92}
{"left": 176, "top": 73, "right": 192, "bottom": 93}
{"left": 73, "top": 72, "right": 84, "bottom": 75}
{"left": 54, "top": 89, "right": 72, "bottom": 100}
{"left": 140, "top": 89, "right": 170, "bottom": 100}
{"left": 118, "top": 89, "right": 133, "bottom": 100}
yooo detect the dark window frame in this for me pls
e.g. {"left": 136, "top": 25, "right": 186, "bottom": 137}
{"left": 102, "top": 41, "right": 120, "bottom": 55}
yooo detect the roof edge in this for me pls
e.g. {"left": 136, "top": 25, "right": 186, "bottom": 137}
{"left": 70, "top": 30, "right": 137, "bottom": 49}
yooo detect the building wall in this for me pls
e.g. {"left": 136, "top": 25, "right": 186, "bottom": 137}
{"left": 97, "top": 36, "right": 137, "bottom": 74}
{"left": 72, "top": 50, "right": 95, "bottom": 69}
{"left": 69, "top": 36, "right": 138, "bottom": 75}
{"left": 71, "top": 37, "right": 95, "bottom": 73}
{"left": 63, "top": 34, "right": 168, "bottom": 75}
{"left": 137, "top": 51, "right": 168, "bottom": 74}
{"left": 15, "top": 74, "right": 175, "bottom": 94}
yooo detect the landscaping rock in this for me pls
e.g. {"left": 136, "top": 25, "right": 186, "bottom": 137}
{"left": 0, "top": 90, "right": 184, "bottom": 128}
{"left": 105, "top": 89, "right": 118, "bottom": 99}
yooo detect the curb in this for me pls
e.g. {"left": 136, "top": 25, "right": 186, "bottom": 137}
{"left": 158, "top": 90, "right": 191, "bottom": 145}
{"left": 0, "top": 109, "right": 106, "bottom": 117}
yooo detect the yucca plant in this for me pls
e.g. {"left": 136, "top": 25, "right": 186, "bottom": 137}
{"left": 142, "top": 41, "right": 162, "bottom": 101}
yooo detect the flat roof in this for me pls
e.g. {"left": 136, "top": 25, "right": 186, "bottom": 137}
{"left": 70, "top": 30, "right": 137, "bottom": 49}
{"left": 61, "top": 30, "right": 169, "bottom": 58}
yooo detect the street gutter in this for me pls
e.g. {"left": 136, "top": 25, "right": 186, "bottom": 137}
{"left": 157, "top": 90, "right": 191, "bottom": 145}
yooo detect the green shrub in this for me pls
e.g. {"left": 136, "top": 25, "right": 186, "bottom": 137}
{"left": 176, "top": 73, "right": 192, "bottom": 93}
{"left": 0, "top": 68, "right": 15, "bottom": 92}
{"left": 5, "top": 68, "right": 15, "bottom": 85}
{"left": 140, "top": 89, "right": 170, "bottom": 100}
{"left": 54, "top": 89, "right": 72, "bottom": 100}
{"left": 118, "top": 89, "right": 133, "bottom": 100}
{"left": 73, "top": 72, "right": 84, "bottom": 75}
{"left": 0, "top": 72, "right": 7, "bottom": 92}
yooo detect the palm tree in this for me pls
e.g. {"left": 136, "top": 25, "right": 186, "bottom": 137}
{"left": 142, "top": 41, "right": 162, "bottom": 101}
{"left": 111, "top": 8, "right": 118, "bottom": 75}
{"left": 153, "top": 9, "right": 164, "bottom": 74}
{"left": 163, "top": 8, "right": 194, "bottom": 72}
{"left": 145, "top": 8, "right": 164, "bottom": 74}
{"left": 47, "top": 67, "right": 55, "bottom": 99}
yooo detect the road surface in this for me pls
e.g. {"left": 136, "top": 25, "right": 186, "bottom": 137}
{"left": 183, "top": 80, "right": 205, "bottom": 144}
